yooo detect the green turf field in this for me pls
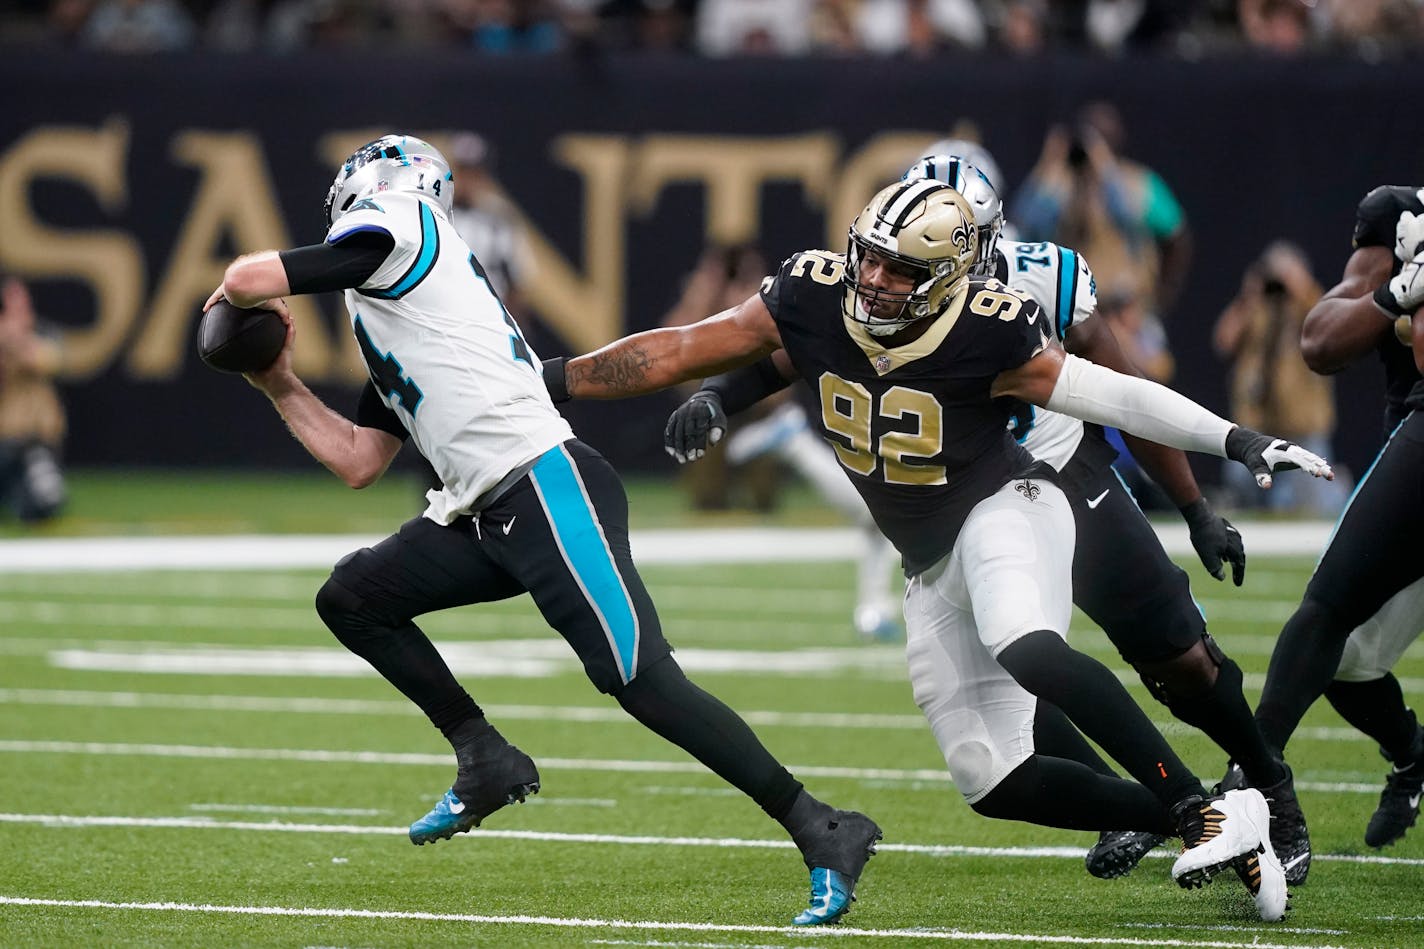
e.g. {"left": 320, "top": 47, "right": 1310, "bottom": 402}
{"left": 0, "top": 473, "right": 1420, "bottom": 947}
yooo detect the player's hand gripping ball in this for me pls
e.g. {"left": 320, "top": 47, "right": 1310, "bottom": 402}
{"left": 197, "top": 301, "right": 286, "bottom": 373}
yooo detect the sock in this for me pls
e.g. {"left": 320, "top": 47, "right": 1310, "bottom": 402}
{"left": 997, "top": 631, "right": 1205, "bottom": 809}
{"left": 433, "top": 693, "right": 487, "bottom": 743}
{"left": 1160, "top": 658, "right": 1285, "bottom": 788}
{"left": 972, "top": 755, "right": 1174, "bottom": 835}
{"left": 1034, "top": 701, "right": 1117, "bottom": 778}
{"left": 615, "top": 656, "right": 803, "bottom": 820}
{"left": 1326, "top": 677, "right": 1422, "bottom": 763}
{"left": 1256, "top": 598, "right": 1352, "bottom": 753}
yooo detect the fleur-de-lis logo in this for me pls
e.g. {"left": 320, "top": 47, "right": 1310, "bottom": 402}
{"left": 1014, "top": 479, "right": 1041, "bottom": 502}
{"left": 950, "top": 217, "right": 975, "bottom": 257}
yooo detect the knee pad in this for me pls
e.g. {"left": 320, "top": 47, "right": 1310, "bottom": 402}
{"left": 315, "top": 550, "right": 383, "bottom": 645}
{"left": 945, "top": 738, "right": 1000, "bottom": 802}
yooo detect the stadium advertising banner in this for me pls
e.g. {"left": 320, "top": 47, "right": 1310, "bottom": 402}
{"left": 0, "top": 53, "right": 1420, "bottom": 474}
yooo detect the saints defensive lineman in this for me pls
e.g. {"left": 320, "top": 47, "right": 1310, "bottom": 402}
{"left": 668, "top": 156, "right": 1312, "bottom": 888}
{"left": 544, "top": 177, "right": 1336, "bottom": 921}
{"left": 203, "top": 134, "right": 882, "bottom": 927}
{"left": 1249, "top": 185, "right": 1424, "bottom": 851}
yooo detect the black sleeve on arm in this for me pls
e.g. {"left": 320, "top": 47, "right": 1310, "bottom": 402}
{"left": 701, "top": 357, "right": 791, "bottom": 416}
{"left": 280, "top": 230, "right": 395, "bottom": 294}
{"left": 356, "top": 381, "right": 409, "bottom": 440}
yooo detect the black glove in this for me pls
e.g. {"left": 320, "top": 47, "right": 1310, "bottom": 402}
{"left": 541, "top": 357, "right": 570, "bottom": 404}
{"left": 1180, "top": 497, "right": 1245, "bottom": 586}
{"left": 664, "top": 390, "right": 727, "bottom": 464}
{"left": 1224, "top": 425, "right": 1332, "bottom": 489}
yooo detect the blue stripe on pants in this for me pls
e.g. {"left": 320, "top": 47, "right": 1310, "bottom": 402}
{"left": 530, "top": 445, "right": 639, "bottom": 683}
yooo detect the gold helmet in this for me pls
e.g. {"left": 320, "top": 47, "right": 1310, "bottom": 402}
{"left": 844, "top": 179, "right": 978, "bottom": 336}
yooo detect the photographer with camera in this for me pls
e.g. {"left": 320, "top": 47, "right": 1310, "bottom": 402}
{"left": 1213, "top": 241, "right": 1347, "bottom": 516}
{"left": 0, "top": 272, "right": 68, "bottom": 524}
{"left": 1011, "top": 101, "right": 1192, "bottom": 326}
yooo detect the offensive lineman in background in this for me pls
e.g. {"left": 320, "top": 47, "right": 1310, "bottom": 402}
{"left": 673, "top": 155, "right": 1311, "bottom": 885}
{"left": 1247, "top": 185, "right": 1424, "bottom": 850}
{"left": 202, "top": 134, "right": 881, "bottom": 927}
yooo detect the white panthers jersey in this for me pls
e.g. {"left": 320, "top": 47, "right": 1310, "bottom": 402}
{"left": 327, "top": 191, "right": 573, "bottom": 525}
{"left": 996, "top": 239, "right": 1098, "bottom": 470}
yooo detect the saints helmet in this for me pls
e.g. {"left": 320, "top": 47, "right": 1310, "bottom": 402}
{"left": 324, "top": 134, "right": 454, "bottom": 228}
{"left": 845, "top": 178, "right": 978, "bottom": 337}
{"left": 903, "top": 154, "right": 1003, "bottom": 277}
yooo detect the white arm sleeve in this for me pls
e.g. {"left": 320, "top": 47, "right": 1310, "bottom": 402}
{"left": 1044, "top": 353, "right": 1233, "bottom": 458}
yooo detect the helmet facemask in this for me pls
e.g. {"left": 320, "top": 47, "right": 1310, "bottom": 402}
{"left": 903, "top": 154, "right": 1004, "bottom": 277}
{"left": 324, "top": 134, "right": 455, "bottom": 228}
{"left": 844, "top": 179, "right": 979, "bottom": 338}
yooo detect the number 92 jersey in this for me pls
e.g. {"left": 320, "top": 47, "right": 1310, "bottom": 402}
{"left": 327, "top": 191, "right": 573, "bottom": 524}
{"left": 992, "top": 239, "right": 1099, "bottom": 470}
{"left": 761, "top": 249, "right": 1055, "bottom": 576}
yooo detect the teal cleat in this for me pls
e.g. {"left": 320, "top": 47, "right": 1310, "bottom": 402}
{"left": 409, "top": 789, "right": 480, "bottom": 844}
{"left": 793, "top": 867, "right": 856, "bottom": 926}
{"left": 408, "top": 742, "right": 540, "bottom": 845}
{"left": 790, "top": 808, "right": 882, "bottom": 926}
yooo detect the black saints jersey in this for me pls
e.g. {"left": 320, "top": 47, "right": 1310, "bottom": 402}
{"left": 762, "top": 249, "right": 1054, "bottom": 576}
{"left": 1353, "top": 185, "right": 1424, "bottom": 430}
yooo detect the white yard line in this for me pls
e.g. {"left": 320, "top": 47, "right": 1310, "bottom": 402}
{"left": 0, "top": 523, "right": 1334, "bottom": 573}
{"left": 0, "top": 737, "right": 1395, "bottom": 795}
{"left": 0, "top": 895, "right": 1361, "bottom": 947}
{"left": 3, "top": 812, "right": 1421, "bottom": 869}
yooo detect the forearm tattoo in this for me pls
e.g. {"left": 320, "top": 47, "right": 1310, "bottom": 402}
{"left": 571, "top": 345, "right": 656, "bottom": 395}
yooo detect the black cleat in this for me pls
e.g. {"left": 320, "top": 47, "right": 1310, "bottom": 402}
{"left": 1261, "top": 766, "right": 1311, "bottom": 887}
{"left": 1364, "top": 760, "right": 1423, "bottom": 849}
{"left": 408, "top": 742, "right": 540, "bottom": 845}
{"left": 1085, "top": 830, "right": 1167, "bottom": 879}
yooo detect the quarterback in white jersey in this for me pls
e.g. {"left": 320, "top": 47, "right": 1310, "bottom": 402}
{"left": 325, "top": 189, "right": 571, "bottom": 524}
{"left": 203, "top": 134, "right": 882, "bottom": 929}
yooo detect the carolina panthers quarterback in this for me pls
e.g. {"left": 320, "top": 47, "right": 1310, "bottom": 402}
{"left": 1251, "top": 184, "right": 1424, "bottom": 853}
{"left": 202, "top": 133, "right": 882, "bottom": 928}
{"left": 545, "top": 176, "right": 1334, "bottom": 922}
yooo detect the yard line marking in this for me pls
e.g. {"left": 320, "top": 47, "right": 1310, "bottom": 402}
{"left": 0, "top": 522, "right": 1335, "bottom": 573}
{"left": 0, "top": 688, "right": 927, "bottom": 731}
{"left": 0, "top": 895, "right": 1361, "bottom": 946}
{"left": 2, "top": 813, "right": 1421, "bottom": 869}
{"left": 188, "top": 804, "right": 383, "bottom": 816}
{"left": 0, "top": 739, "right": 1392, "bottom": 794}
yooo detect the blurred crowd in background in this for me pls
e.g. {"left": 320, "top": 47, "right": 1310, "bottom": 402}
{"left": 1, "top": 0, "right": 1421, "bottom": 59}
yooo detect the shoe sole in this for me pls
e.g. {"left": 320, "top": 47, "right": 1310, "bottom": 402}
{"left": 410, "top": 780, "right": 540, "bottom": 846}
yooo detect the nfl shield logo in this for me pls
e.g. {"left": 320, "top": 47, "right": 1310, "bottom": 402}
{"left": 875, "top": 354, "right": 892, "bottom": 373}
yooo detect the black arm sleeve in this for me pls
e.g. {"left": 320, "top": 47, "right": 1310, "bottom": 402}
{"left": 701, "top": 357, "right": 791, "bottom": 416}
{"left": 279, "top": 230, "right": 395, "bottom": 295}
{"left": 356, "top": 381, "right": 409, "bottom": 440}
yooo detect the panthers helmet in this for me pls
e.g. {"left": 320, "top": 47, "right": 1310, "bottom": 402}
{"left": 844, "top": 178, "right": 978, "bottom": 337}
{"left": 919, "top": 138, "right": 1004, "bottom": 195}
{"left": 324, "top": 134, "right": 454, "bottom": 228}
{"left": 903, "top": 154, "right": 1003, "bottom": 277}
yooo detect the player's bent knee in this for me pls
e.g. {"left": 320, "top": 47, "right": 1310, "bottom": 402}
{"left": 1136, "top": 635, "right": 1225, "bottom": 704}
{"left": 945, "top": 738, "right": 1000, "bottom": 801}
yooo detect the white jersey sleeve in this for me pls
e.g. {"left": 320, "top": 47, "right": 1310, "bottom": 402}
{"left": 332, "top": 192, "right": 574, "bottom": 523}
{"left": 997, "top": 240, "right": 1097, "bottom": 344}
{"left": 996, "top": 239, "right": 1100, "bottom": 470}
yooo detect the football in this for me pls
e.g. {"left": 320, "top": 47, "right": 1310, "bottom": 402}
{"left": 197, "top": 301, "right": 286, "bottom": 374}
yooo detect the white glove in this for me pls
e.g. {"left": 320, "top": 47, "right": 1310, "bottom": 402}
{"left": 1398, "top": 206, "right": 1424, "bottom": 261}
{"left": 1374, "top": 250, "right": 1424, "bottom": 317}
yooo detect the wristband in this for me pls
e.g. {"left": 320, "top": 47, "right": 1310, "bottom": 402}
{"left": 541, "top": 357, "right": 570, "bottom": 403}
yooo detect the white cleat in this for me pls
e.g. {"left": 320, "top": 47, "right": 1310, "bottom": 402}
{"left": 1171, "top": 788, "right": 1272, "bottom": 887}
